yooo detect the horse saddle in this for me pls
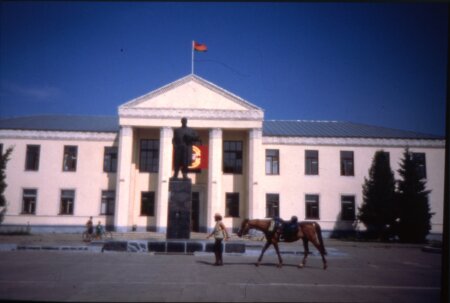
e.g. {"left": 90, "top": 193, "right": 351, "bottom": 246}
{"left": 270, "top": 217, "right": 299, "bottom": 240}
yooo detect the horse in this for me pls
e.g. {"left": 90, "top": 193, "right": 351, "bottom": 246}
{"left": 237, "top": 218, "right": 327, "bottom": 269}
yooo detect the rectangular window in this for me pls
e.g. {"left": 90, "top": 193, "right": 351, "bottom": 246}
{"left": 341, "top": 195, "right": 356, "bottom": 221}
{"left": 62, "top": 146, "right": 78, "bottom": 172}
{"left": 265, "top": 149, "right": 280, "bottom": 175}
{"left": 25, "top": 145, "right": 40, "bottom": 171}
{"left": 22, "top": 189, "right": 37, "bottom": 214}
{"left": 305, "top": 194, "right": 319, "bottom": 219}
{"left": 340, "top": 151, "right": 354, "bottom": 176}
{"left": 140, "top": 191, "right": 155, "bottom": 216}
{"left": 223, "top": 141, "right": 243, "bottom": 174}
{"left": 139, "top": 140, "right": 159, "bottom": 173}
{"left": 103, "top": 147, "right": 118, "bottom": 173}
{"left": 100, "top": 190, "right": 115, "bottom": 215}
{"left": 412, "top": 152, "right": 427, "bottom": 179}
{"left": 225, "top": 193, "right": 240, "bottom": 217}
{"left": 305, "top": 150, "right": 319, "bottom": 175}
{"left": 266, "top": 193, "right": 280, "bottom": 218}
{"left": 60, "top": 190, "right": 75, "bottom": 215}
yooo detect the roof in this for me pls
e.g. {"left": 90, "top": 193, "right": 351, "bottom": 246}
{"left": 0, "top": 115, "right": 443, "bottom": 140}
{"left": 0, "top": 115, "right": 119, "bottom": 133}
{"left": 263, "top": 120, "right": 443, "bottom": 140}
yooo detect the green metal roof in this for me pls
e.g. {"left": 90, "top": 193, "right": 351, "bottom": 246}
{"left": 0, "top": 115, "right": 443, "bottom": 140}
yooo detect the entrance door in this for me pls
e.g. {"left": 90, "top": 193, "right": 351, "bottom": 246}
{"left": 191, "top": 192, "right": 200, "bottom": 232}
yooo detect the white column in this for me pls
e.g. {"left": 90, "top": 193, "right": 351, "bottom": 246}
{"left": 248, "top": 128, "right": 263, "bottom": 219}
{"left": 114, "top": 126, "right": 133, "bottom": 232}
{"left": 207, "top": 128, "right": 222, "bottom": 231}
{"left": 156, "top": 127, "right": 173, "bottom": 232}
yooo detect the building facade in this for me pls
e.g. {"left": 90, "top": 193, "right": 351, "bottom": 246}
{"left": 0, "top": 75, "right": 445, "bottom": 236}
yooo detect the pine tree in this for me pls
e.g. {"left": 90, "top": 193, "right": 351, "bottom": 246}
{"left": 0, "top": 146, "right": 13, "bottom": 224}
{"left": 358, "top": 150, "right": 396, "bottom": 239}
{"left": 396, "top": 148, "right": 432, "bottom": 243}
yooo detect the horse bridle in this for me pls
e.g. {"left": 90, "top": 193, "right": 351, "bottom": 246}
{"left": 237, "top": 219, "right": 249, "bottom": 237}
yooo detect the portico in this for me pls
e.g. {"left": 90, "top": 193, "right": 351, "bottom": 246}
{"left": 114, "top": 75, "right": 264, "bottom": 232}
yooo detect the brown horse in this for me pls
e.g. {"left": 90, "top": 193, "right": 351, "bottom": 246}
{"left": 237, "top": 218, "right": 327, "bottom": 269}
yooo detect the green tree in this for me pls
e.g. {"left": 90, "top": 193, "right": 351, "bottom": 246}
{"left": 396, "top": 148, "right": 432, "bottom": 243}
{"left": 0, "top": 146, "right": 13, "bottom": 224}
{"left": 358, "top": 150, "right": 396, "bottom": 239}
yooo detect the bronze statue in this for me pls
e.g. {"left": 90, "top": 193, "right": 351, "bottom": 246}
{"left": 172, "top": 117, "right": 199, "bottom": 180}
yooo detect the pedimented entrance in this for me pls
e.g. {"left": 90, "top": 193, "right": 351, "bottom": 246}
{"left": 114, "top": 74, "right": 265, "bottom": 232}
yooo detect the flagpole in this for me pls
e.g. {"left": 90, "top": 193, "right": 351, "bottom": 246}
{"left": 191, "top": 40, "right": 194, "bottom": 74}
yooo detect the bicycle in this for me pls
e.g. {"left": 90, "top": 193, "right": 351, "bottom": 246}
{"left": 96, "top": 229, "right": 113, "bottom": 240}
{"left": 82, "top": 230, "right": 94, "bottom": 242}
{"left": 82, "top": 229, "right": 113, "bottom": 242}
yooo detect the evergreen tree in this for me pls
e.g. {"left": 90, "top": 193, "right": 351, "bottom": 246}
{"left": 0, "top": 146, "right": 13, "bottom": 224}
{"left": 396, "top": 148, "right": 432, "bottom": 243}
{"left": 358, "top": 150, "right": 396, "bottom": 239}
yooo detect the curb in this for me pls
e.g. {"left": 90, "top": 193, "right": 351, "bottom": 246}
{"left": 101, "top": 240, "right": 246, "bottom": 254}
{"left": 0, "top": 240, "right": 247, "bottom": 255}
{"left": 0, "top": 243, "right": 103, "bottom": 253}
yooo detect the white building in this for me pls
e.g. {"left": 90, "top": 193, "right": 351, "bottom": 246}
{"left": 0, "top": 75, "right": 445, "bottom": 237}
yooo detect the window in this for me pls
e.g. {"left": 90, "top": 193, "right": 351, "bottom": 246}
{"left": 305, "top": 194, "right": 319, "bottom": 219}
{"left": 412, "top": 152, "right": 427, "bottom": 179}
{"left": 140, "top": 191, "right": 155, "bottom": 216}
{"left": 225, "top": 193, "right": 240, "bottom": 217}
{"left": 25, "top": 145, "right": 40, "bottom": 171}
{"left": 223, "top": 141, "right": 243, "bottom": 174}
{"left": 340, "top": 151, "right": 354, "bottom": 176}
{"left": 22, "top": 189, "right": 37, "bottom": 214}
{"left": 100, "top": 190, "right": 115, "bottom": 215}
{"left": 139, "top": 140, "right": 159, "bottom": 173}
{"left": 266, "top": 194, "right": 280, "bottom": 218}
{"left": 60, "top": 190, "right": 75, "bottom": 215}
{"left": 341, "top": 195, "right": 356, "bottom": 221}
{"left": 103, "top": 147, "right": 118, "bottom": 173}
{"left": 305, "top": 150, "right": 319, "bottom": 175}
{"left": 0, "top": 144, "right": 3, "bottom": 156}
{"left": 62, "top": 146, "right": 77, "bottom": 172}
{"left": 265, "top": 149, "right": 279, "bottom": 175}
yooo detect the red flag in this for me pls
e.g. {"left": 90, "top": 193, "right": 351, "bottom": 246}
{"left": 193, "top": 41, "right": 207, "bottom": 52}
{"left": 189, "top": 145, "right": 208, "bottom": 170}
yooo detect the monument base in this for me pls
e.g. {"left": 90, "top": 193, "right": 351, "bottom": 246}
{"left": 166, "top": 179, "right": 192, "bottom": 239}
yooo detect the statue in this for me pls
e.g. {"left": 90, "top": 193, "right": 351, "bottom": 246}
{"left": 172, "top": 117, "right": 200, "bottom": 180}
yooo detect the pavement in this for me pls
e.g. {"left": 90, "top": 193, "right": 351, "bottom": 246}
{"left": 0, "top": 232, "right": 444, "bottom": 302}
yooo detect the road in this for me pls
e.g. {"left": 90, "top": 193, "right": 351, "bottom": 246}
{"left": 0, "top": 243, "right": 442, "bottom": 302}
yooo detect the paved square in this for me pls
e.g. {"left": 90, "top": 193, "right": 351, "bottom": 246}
{"left": 0, "top": 241, "right": 442, "bottom": 302}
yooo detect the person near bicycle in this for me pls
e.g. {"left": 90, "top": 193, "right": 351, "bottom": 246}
{"left": 95, "top": 221, "right": 104, "bottom": 239}
{"left": 86, "top": 216, "right": 94, "bottom": 238}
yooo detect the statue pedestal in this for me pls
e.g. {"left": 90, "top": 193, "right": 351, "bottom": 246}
{"left": 166, "top": 179, "right": 192, "bottom": 239}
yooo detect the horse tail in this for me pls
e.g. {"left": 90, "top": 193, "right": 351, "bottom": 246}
{"left": 314, "top": 222, "right": 327, "bottom": 255}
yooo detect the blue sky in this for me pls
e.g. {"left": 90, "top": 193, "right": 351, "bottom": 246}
{"left": 0, "top": 2, "right": 448, "bottom": 136}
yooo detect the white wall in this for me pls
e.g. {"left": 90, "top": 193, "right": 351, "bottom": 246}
{"left": 259, "top": 143, "right": 445, "bottom": 234}
{"left": 1, "top": 132, "right": 117, "bottom": 230}
{"left": 0, "top": 132, "right": 445, "bottom": 236}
